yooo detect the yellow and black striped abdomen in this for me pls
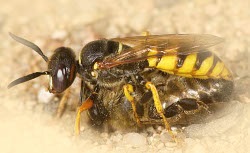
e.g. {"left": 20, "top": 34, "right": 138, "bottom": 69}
{"left": 147, "top": 50, "right": 233, "bottom": 80}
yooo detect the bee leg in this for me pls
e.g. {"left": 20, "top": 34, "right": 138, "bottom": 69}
{"left": 123, "top": 84, "right": 141, "bottom": 126}
{"left": 56, "top": 88, "right": 70, "bottom": 118}
{"left": 197, "top": 101, "right": 211, "bottom": 114}
{"left": 145, "top": 82, "right": 177, "bottom": 142}
{"left": 176, "top": 98, "right": 211, "bottom": 115}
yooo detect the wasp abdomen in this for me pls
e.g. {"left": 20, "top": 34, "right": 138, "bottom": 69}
{"left": 147, "top": 50, "right": 233, "bottom": 80}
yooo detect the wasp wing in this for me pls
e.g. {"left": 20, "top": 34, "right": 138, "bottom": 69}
{"left": 98, "top": 34, "right": 223, "bottom": 69}
{"left": 111, "top": 34, "right": 223, "bottom": 49}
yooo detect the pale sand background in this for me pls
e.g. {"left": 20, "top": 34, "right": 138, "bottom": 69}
{"left": 0, "top": 0, "right": 250, "bottom": 153}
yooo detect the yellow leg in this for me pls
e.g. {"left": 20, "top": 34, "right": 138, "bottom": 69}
{"left": 145, "top": 82, "right": 177, "bottom": 141}
{"left": 56, "top": 88, "right": 70, "bottom": 118}
{"left": 123, "top": 84, "right": 141, "bottom": 126}
{"left": 74, "top": 97, "right": 93, "bottom": 135}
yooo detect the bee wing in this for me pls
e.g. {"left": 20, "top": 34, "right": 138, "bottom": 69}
{"left": 98, "top": 34, "right": 224, "bottom": 69}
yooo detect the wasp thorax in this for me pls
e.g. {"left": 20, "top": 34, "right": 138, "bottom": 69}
{"left": 48, "top": 47, "right": 76, "bottom": 93}
{"left": 79, "top": 40, "right": 109, "bottom": 67}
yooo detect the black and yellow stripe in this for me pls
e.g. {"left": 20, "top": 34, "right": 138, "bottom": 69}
{"left": 147, "top": 49, "right": 233, "bottom": 80}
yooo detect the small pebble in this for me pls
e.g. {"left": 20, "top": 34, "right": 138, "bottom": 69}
{"left": 147, "top": 136, "right": 154, "bottom": 144}
{"left": 165, "top": 142, "right": 178, "bottom": 148}
{"left": 100, "top": 132, "right": 109, "bottom": 139}
{"left": 80, "top": 126, "right": 85, "bottom": 132}
{"left": 51, "top": 30, "right": 67, "bottom": 40}
{"left": 160, "top": 131, "right": 172, "bottom": 142}
{"left": 149, "top": 133, "right": 161, "bottom": 146}
{"left": 106, "top": 139, "right": 112, "bottom": 145}
{"left": 157, "top": 126, "right": 164, "bottom": 132}
{"left": 146, "top": 126, "right": 156, "bottom": 133}
{"left": 111, "top": 133, "right": 122, "bottom": 142}
{"left": 123, "top": 133, "right": 147, "bottom": 147}
{"left": 37, "top": 88, "right": 54, "bottom": 104}
{"left": 157, "top": 142, "right": 165, "bottom": 149}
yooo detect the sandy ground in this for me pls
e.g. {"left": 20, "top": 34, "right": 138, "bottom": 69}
{"left": 0, "top": 0, "right": 250, "bottom": 153}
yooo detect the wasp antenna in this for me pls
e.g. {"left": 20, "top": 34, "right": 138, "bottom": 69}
{"left": 8, "top": 71, "right": 49, "bottom": 89}
{"left": 9, "top": 32, "right": 49, "bottom": 62}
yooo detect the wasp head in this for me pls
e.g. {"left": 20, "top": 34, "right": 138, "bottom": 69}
{"left": 8, "top": 33, "right": 77, "bottom": 94}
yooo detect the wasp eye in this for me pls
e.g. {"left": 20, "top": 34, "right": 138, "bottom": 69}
{"left": 48, "top": 47, "right": 76, "bottom": 93}
{"left": 51, "top": 64, "right": 71, "bottom": 92}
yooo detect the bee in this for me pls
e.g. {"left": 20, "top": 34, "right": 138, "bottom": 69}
{"left": 8, "top": 32, "right": 234, "bottom": 140}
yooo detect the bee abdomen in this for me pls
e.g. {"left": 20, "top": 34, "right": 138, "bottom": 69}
{"left": 147, "top": 51, "right": 233, "bottom": 80}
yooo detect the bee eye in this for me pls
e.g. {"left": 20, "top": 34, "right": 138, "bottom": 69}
{"left": 48, "top": 47, "right": 76, "bottom": 93}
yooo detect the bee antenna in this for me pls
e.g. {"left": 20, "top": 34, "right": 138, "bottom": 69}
{"left": 8, "top": 71, "right": 50, "bottom": 89}
{"left": 9, "top": 32, "right": 49, "bottom": 62}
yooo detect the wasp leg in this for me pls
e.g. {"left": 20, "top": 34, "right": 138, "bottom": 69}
{"left": 74, "top": 97, "right": 93, "bottom": 135}
{"left": 75, "top": 80, "right": 93, "bottom": 135}
{"left": 145, "top": 82, "right": 177, "bottom": 142}
{"left": 123, "top": 84, "right": 141, "bottom": 126}
{"left": 56, "top": 88, "right": 70, "bottom": 118}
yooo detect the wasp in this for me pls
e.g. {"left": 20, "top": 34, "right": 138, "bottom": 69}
{"left": 8, "top": 32, "right": 234, "bottom": 140}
